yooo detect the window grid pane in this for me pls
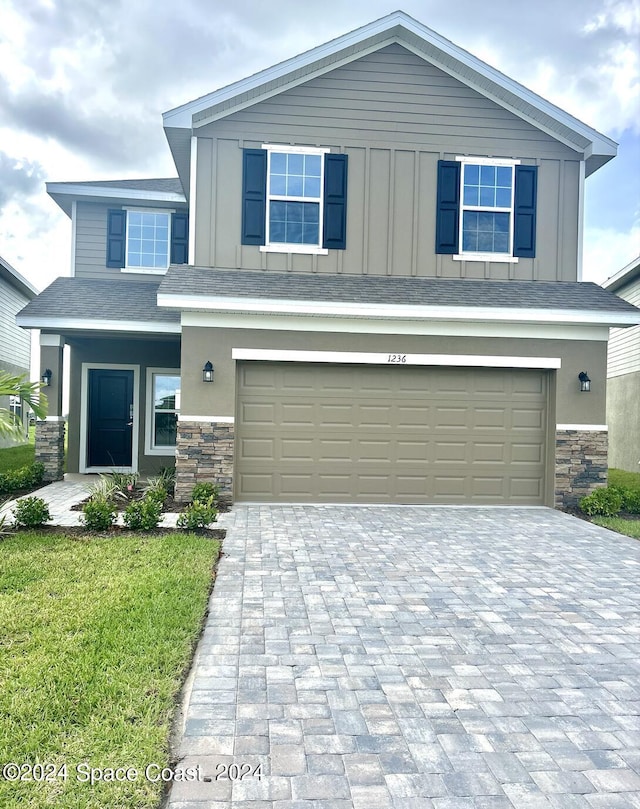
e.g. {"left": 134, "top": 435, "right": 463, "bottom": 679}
{"left": 269, "top": 201, "right": 319, "bottom": 244}
{"left": 463, "top": 164, "right": 512, "bottom": 210}
{"left": 152, "top": 374, "right": 180, "bottom": 448}
{"left": 269, "top": 152, "right": 322, "bottom": 201}
{"left": 462, "top": 211, "right": 510, "bottom": 254}
{"left": 127, "top": 211, "right": 170, "bottom": 268}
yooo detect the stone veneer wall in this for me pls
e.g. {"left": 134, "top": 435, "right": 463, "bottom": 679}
{"left": 555, "top": 429, "right": 608, "bottom": 509}
{"left": 175, "top": 421, "right": 234, "bottom": 504}
{"left": 35, "top": 419, "right": 65, "bottom": 482}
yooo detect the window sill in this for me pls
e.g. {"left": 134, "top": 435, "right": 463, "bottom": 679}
{"left": 453, "top": 254, "right": 519, "bottom": 264}
{"left": 145, "top": 447, "right": 177, "bottom": 456}
{"left": 121, "top": 267, "right": 168, "bottom": 275}
{"left": 260, "top": 244, "right": 329, "bottom": 256}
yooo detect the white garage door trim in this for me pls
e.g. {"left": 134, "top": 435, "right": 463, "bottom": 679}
{"left": 232, "top": 348, "right": 561, "bottom": 369}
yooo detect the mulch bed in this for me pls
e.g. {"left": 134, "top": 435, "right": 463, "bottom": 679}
{"left": 4, "top": 524, "right": 226, "bottom": 540}
{"left": 71, "top": 491, "right": 230, "bottom": 514}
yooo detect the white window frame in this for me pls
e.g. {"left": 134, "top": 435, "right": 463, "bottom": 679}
{"left": 122, "top": 207, "right": 174, "bottom": 275}
{"left": 260, "top": 144, "right": 330, "bottom": 255}
{"left": 145, "top": 368, "right": 180, "bottom": 456}
{"left": 454, "top": 156, "right": 520, "bottom": 263}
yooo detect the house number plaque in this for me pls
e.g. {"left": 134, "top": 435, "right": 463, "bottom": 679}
{"left": 387, "top": 354, "right": 407, "bottom": 363}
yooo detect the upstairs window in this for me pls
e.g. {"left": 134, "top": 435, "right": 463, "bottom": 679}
{"left": 126, "top": 210, "right": 170, "bottom": 269}
{"left": 268, "top": 150, "right": 323, "bottom": 247}
{"left": 106, "top": 209, "right": 189, "bottom": 271}
{"left": 461, "top": 162, "right": 514, "bottom": 256}
{"left": 435, "top": 158, "right": 537, "bottom": 261}
{"left": 241, "top": 146, "right": 348, "bottom": 253}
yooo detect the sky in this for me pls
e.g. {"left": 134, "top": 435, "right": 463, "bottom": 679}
{"left": 0, "top": 0, "right": 638, "bottom": 293}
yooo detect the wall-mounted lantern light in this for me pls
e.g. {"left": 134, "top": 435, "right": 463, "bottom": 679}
{"left": 202, "top": 361, "right": 214, "bottom": 383}
{"left": 578, "top": 371, "right": 591, "bottom": 392}
{"left": 41, "top": 368, "right": 52, "bottom": 387}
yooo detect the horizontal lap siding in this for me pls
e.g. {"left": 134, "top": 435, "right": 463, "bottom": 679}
{"left": 608, "top": 282, "right": 640, "bottom": 377}
{"left": 0, "top": 278, "right": 30, "bottom": 370}
{"left": 197, "top": 44, "right": 580, "bottom": 280}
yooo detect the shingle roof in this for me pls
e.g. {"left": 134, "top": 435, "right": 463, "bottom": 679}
{"left": 65, "top": 178, "right": 183, "bottom": 194}
{"left": 158, "top": 266, "right": 640, "bottom": 315}
{"left": 17, "top": 277, "right": 179, "bottom": 330}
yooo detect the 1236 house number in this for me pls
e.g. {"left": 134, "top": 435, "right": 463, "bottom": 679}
{"left": 387, "top": 354, "right": 407, "bottom": 363}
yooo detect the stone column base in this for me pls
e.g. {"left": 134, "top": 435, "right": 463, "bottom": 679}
{"left": 555, "top": 428, "right": 607, "bottom": 510}
{"left": 175, "top": 420, "right": 234, "bottom": 505}
{"left": 35, "top": 419, "right": 65, "bottom": 482}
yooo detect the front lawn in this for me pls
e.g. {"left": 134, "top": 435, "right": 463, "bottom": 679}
{"left": 609, "top": 467, "right": 640, "bottom": 492}
{"left": 0, "top": 530, "right": 220, "bottom": 809}
{"left": 592, "top": 516, "right": 640, "bottom": 539}
{"left": 0, "top": 432, "right": 34, "bottom": 472}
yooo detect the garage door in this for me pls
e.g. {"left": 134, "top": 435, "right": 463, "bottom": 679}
{"left": 235, "top": 362, "right": 548, "bottom": 504}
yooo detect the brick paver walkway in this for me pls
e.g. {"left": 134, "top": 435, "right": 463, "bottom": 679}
{"left": 168, "top": 505, "right": 640, "bottom": 808}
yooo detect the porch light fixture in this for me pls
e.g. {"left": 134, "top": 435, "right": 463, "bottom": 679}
{"left": 578, "top": 371, "right": 591, "bottom": 392}
{"left": 202, "top": 361, "right": 214, "bottom": 383}
{"left": 41, "top": 368, "right": 52, "bottom": 387}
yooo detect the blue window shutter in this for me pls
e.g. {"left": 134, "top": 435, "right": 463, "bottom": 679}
{"left": 513, "top": 165, "right": 537, "bottom": 258}
{"left": 435, "top": 160, "right": 460, "bottom": 254}
{"left": 322, "top": 153, "right": 348, "bottom": 249}
{"left": 106, "top": 209, "right": 126, "bottom": 268}
{"left": 241, "top": 149, "right": 267, "bottom": 245}
{"left": 170, "top": 212, "right": 189, "bottom": 264}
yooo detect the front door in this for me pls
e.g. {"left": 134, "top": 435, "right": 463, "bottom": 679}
{"left": 87, "top": 368, "right": 134, "bottom": 468}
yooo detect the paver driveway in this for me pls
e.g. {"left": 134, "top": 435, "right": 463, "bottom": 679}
{"left": 167, "top": 506, "right": 640, "bottom": 809}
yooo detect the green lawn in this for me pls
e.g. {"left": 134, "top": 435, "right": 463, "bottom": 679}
{"left": 592, "top": 516, "right": 640, "bottom": 538}
{"left": 0, "top": 531, "right": 220, "bottom": 809}
{"left": 609, "top": 467, "right": 640, "bottom": 492}
{"left": 0, "top": 432, "right": 35, "bottom": 472}
{"left": 593, "top": 468, "right": 640, "bottom": 540}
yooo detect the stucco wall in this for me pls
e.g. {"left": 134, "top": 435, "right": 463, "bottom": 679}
{"left": 607, "top": 371, "right": 640, "bottom": 472}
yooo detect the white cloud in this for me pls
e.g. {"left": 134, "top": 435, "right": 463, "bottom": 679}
{"left": 582, "top": 222, "right": 640, "bottom": 283}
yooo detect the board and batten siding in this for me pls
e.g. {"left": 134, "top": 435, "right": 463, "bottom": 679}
{"left": 0, "top": 276, "right": 31, "bottom": 371}
{"left": 195, "top": 44, "right": 582, "bottom": 281}
{"left": 608, "top": 280, "right": 640, "bottom": 378}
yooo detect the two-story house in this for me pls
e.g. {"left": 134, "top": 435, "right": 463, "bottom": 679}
{"left": 18, "top": 11, "right": 640, "bottom": 507}
{"left": 1, "top": 254, "right": 37, "bottom": 446}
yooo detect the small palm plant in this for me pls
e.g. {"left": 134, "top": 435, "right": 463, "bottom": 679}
{"left": 0, "top": 372, "right": 47, "bottom": 440}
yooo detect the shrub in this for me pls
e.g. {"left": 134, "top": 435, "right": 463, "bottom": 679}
{"left": 143, "top": 476, "right": 169, "bottom": 504}
{"left": 81, "top": 495, "right": 116, "bottom": 531}
{"left": 123, "top": 495, "right": 163, "bottom": 531}
{"left": 0, "top": 462, "right": 45, "bottom": 495}
{"left": 109, "top": 471, "right": 139, "bottom": 496}
{"left": 177, "top": 496, "right": 218, "bottom": 530}
{"left": 12, "top": 496, "right": 52, "bottom": 529}
{"left": 579, "top": 487, "right": 623, "bottom": 517}
{"left": 620, "top": 487, "right": 640, "bottom": 514}
{"left": 191, "top": 482, "right": 219, "bottom": 504}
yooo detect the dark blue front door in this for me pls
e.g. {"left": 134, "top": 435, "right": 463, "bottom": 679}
{"left": 87, "top": 369, "right": 134, "bottom": 467}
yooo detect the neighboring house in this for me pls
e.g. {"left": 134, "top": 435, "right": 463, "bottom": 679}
{"left": 0, "top": 254, "right": 37, "bottom": 446}
{"left": 603, "top": 255, "right": 640, "bottom": 472}
{"left": 17, "top": 11, "right": 640, "bottom": 507}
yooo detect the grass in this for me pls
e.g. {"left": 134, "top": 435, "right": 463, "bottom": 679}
{"left": 609, "top": 467, "right": 640, "bottom": 492}
{"left": 591, "top": 516, "right": 640, "bottom": 539}
{"left": 0, "top": 530, "right": 220, "bottom": 808}
{"left": 0, "top": 429, "right": 35, "bottom": 472}
{"left": 587, "top": 468, "right": 640, "bottom": 540}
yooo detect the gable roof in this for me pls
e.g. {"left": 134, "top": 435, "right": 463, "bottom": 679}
{"left": 602, "top": 255, "right": 640, "bottom": 293}
{"left": 157, "top": 266, "right": 640, "bottom": 328}
{"left": 0, "top": 255, "right": 38, "bottom": 298}
{"left": 47, "top": 178, "right": 186, "bottom": 217}
{"left": 163, "top": 10, "right": 616, "bottom": 188}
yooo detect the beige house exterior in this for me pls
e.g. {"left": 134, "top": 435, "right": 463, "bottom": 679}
{"left": 17, "top": 12, "right": 640, "bottom": 507}
{"left": 604, "top": 256, "right": 640, "bottom": 472}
